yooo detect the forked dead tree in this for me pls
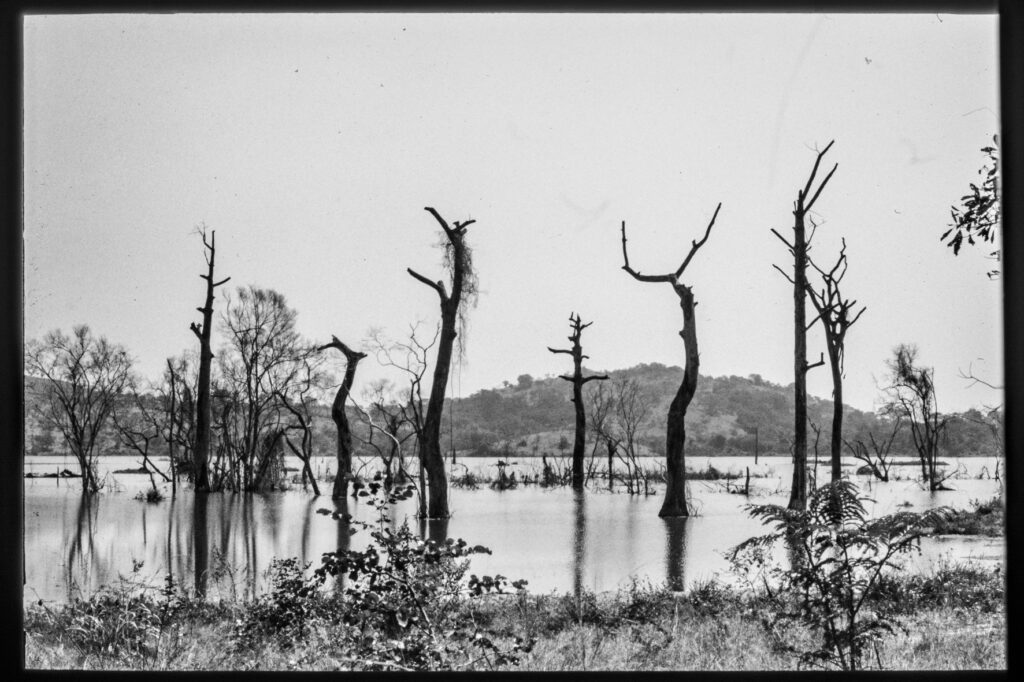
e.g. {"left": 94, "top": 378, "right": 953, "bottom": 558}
{"left": 188, "top": 227, "right": 230, "bottom": 492}
{"left": 844, "top": 416, "right": 901, "bottom": 483}
{"left": 621, "top": 202, "right": 722, "bottom": 517}
{"left": 407, "top": 207, "right": 477, "bottom": 519}
{"left": 805, "top": 239, "right": 866, "bottom": 482}
{"left": 319, "top": 336, "right": 367, "bottom": 499}
{"left": 772, "top": 141, "right": 836, "bottom": 510}
{"left": 548, "top": 313, "right": 608, "bottom": 490}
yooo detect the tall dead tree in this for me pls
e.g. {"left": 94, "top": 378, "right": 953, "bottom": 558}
{"left": 407, "top": 207, "right": 477, "bottom": 519}
{"left": 188, "top": 227, "right": 230, "bottom": 492}
{"left": 319, "top": 336, "right": 367, "bottom": 499}
{"left": 805, "top": 239, "right": 866, "bottom": 482}
{"left": 771, "top": 141, "right": 836, "bottom": 510}
{"left": 548, "top": 313, "right": 609, "bottom": 490}
{"left": 621, "top": 202, "right": 722, "bottom": 517}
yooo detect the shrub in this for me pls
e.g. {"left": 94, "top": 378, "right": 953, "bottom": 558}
{"left": 293, "top": 480, "right": 533, "bottom": 670}
{"left": 727, "top": 480, "right": 953, "bottom": 671}
{"left": 231, "top": 558, "right": 325, "bottom": 650}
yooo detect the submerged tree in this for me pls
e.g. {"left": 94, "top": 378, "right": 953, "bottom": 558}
{"left": 25, "top": 325, "right": 133, "bottom": 493}
{"left": 804, "top": 239, "right": 866, "bottom": 483}
{"left": 319, "top": 336, "right": 367, "bottom": 499}
{"left": 621, "top": 202, "right": 722, "bottom": 516}
{"left": 883, "top": 344, "right": 950, "bottom": 491}
{"left": 276, "top": 351, "right": 332, "bottom": 496}
{"left": 366, "top": 323, "right": 439, "bottom": 517}
{"left": 407, "top": 207, "right": 478, "bottom": 519}
{"left": 942, "top": 135, "right": 1000, "bottom": 278}
{"left": 354, "top": 379, "right": 416, "bottom": 488}
{"left": 772, "top": 141, "right": 836, "bottom": 510}
{"left": 188, "top": 226, "right": 230, "bottom": 492}
{"left": 548, "top": 313, "right": 608, "bottom": 490}
{"left": 217, "top": 286, "right": 306, "bottom": 492}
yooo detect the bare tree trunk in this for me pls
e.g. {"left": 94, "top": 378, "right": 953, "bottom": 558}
{"left": 319, "top": 337, "right": 366, "bottom": 499}
{"left": 420, "top": 304, "right": 456, "bottom": 517}
{"left": 407, "top": 207, "right": 476, "bottom": 519}
{"left": 660, "top": 285, "right": 699, "bottom": 517}
{"left": 549, "top": 313, "right": 608, "bottom": 491}
{"left": 189, "top": 228, "right": 230, "bottom": 492}
{"left": 805, "top": 240, "right": 866, "bottom": 484}
{"left": 829, "top": 354, "right": 843, "bottom": 481}
{"left": 620, "top": 202, "right": 722, "bottom": 517}
{"left": 772, "top": 141, "right": 836, "bottom": 510}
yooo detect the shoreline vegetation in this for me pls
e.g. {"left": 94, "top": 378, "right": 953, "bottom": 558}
{"left": 24, "top": 561, "right": 1004, "bottom": 671}
{"left": 23, "top": 478, "right": 1005, "bottom": 671}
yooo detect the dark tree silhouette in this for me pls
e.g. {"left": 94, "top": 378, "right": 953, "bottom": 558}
{"left": 621, "top": 202, "right": 722, "bottom": 517}
{"left": 805, "top": 239, "right": 866, "bottom": 482}
{"left": 772, "top": 141, "right": 836, "bottom": 510}
{"left": 548, "top": 313, "right": 608, "bottom": 490}
{"left": 407, "top": 207, "right": 477, "bottom": 519}
{"left": 319, "top": 336, "right": 367, "bottom": 499}
{"left": 188, "top": 227, "right": 230, "bottom": 492}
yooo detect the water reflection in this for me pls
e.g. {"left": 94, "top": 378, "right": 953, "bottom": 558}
{"left": 663, "top": 517, "right": 688, "bottom": 591}
{"left": 426, "top": 518, "right": 449, "bottom": 545}
{"left": 573, "top": 489, "right": 585, "bottom": 601}
{"left": 22, "top": 458, "right": 1006, "bottom": 605}
{"left": 193, "top": 492, "right": 209, "bottom": 598}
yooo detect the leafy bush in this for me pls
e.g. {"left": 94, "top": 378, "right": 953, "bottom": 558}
{"left": 230, "top": 477, "right": 533, "bottom": 671}
{"left": 727, "top": 480, "right": 953, "bottom": 671}
{"left": 231, "top": 558, "right": 324, "bottom": 650}
{"left": 313, "top": 483, "right": 532, "bottom": 669}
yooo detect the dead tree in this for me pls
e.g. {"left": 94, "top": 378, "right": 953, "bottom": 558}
{"left": 548, "top": 313, "right": 609, "bottom": 490}
{"left": 319, "top": 336, "right": 367, "bottom": 499}
{"left": 884, "top": 344, "right": 950, "bottom": 491}
{"left": 367, "top": 323, "right": 438, "bottom": 518}
{"left": 188, "top": 227, "right": 230, "bottom": 492}
{"left": 355, "top": 380, "right": 416, "bottom": 488}
{"left": 805, "top": 239, "right": 866, "bottom": 482}
{"left": 844, "top": 416, "right": 900, "bottom": 482}
{"left": 621, "top": 202, "right": 722, "bottom": 517}
{"left": 275, "top": 351, "right": 330, "bottom": 496}
{"left": 771, "top": 141, "right": 836, "bottom": 510}
{"left": 407, "top": 207, "right": 477, "bottom": 519}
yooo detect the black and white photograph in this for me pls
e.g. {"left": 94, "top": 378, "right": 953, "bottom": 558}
{"left": 19, "top": 10, "right": 1005, "bottom": 671}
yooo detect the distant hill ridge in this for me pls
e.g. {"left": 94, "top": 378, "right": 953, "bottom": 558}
{"left": 23, "top": 364, "right": 999, "bottom": 458}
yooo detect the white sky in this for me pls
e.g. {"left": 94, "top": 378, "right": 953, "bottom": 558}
{"left": 23, "top": 12, "right": 1002, "bottom": 414}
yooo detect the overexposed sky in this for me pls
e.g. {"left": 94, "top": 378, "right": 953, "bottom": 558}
{"left": 23, "top": 12, "right": 1001, "bottom": 413}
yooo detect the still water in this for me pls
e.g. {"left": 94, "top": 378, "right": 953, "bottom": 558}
{"left": 23, "top": 455, "right": 1004, "bottom": 604}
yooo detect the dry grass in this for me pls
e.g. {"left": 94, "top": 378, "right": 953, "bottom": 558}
{"left": 24, "top": 568, "right": 1005, "bottom": 672}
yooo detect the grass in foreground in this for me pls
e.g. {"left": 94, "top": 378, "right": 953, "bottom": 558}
{"left": 24, "top": 562, "right": 1005, "bottom": 671}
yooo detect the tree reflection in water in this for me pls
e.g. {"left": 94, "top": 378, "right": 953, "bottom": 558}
{"left": 572, "top": 489, "right": 585, "bottom": 602}
{"left": 663, "top": 516, "right": 688, "bottom": 591}
{"left": 193, "top": 492, "right": 209, "bottom": 599}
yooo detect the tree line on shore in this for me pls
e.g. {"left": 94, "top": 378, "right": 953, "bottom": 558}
{"left": 24, "top": 139, "right": 1002, "bottom": 517}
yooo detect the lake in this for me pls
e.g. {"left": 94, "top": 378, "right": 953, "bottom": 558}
{"left": 23, "top": 454, "right": 1004, "bottom": 605}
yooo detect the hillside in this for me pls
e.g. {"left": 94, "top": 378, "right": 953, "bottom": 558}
{"left": 439, "top": 363, "right": 1000, "bottom": 459}
{"left": 23, "top": 365, "right": 1001, "bottom": 460}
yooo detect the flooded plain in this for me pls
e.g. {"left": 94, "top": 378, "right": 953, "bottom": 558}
{"left": 23, "top": 455, "right": 1004, "bottom": 604}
